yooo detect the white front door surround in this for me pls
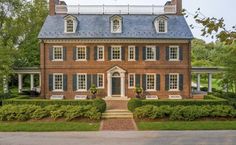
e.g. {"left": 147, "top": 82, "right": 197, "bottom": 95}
{"left": 107, "top": 66, "right": 126, "bottom": 97}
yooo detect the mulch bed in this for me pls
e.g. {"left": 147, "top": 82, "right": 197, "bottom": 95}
{"left": 101, "top": 119, "right": 137, "bottom": 131}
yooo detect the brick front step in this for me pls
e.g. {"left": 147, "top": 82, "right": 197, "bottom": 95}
{"left": 102, "top": 109, "right": 133, "bottom": 119}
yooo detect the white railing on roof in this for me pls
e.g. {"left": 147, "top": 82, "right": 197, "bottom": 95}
{"left": 55, "top": 5, "right": 176, "bottom": 15}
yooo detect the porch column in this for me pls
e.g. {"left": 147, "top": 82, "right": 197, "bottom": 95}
{"left": 197, "top": 73, "right": 201, "bottom": 92}
{"left": 121, "top": 73, "right": 125, "bottom": 97}
{"left": 107, "top": 73, "right": 112, "bottom": 97}
{"left": 30, "top": 74, "right": 34, "bottom": 90}
{"left": 3, "top": 76, "right": 9, "bottom": 94}
{"left": 208, "top": 73, "right": 212, "bottom": 93}
{"left": 18, "top": 74, "right": 23, "bottom": 93}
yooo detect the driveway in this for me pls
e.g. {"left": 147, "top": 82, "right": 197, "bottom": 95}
{"left": 0, "top": 131, "right": 236, "bottom": 145}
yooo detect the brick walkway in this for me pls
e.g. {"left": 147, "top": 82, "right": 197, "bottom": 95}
{"left": 101, "top": 119, "right": 137, "bottom": 131}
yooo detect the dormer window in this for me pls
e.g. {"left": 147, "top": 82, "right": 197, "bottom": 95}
{"left": 154, "top": 16, "right": 168, "bottom": 33}
{"left": 64, "top": 15, "right": 78, "bottom": 33}
{"left": 111, "top": 15, "right": 122, "bottom": 33}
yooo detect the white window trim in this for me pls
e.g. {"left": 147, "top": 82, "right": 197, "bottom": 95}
{"left": 97, "top": 46, "right": 105, "bottom": 61}
{"left": 111, "top": 45, "right": 122, "bottom": 61}
{"left": 52, "top": 46, "right": 63, "bottom": 61}
{"left": 169, "top": 73, "right": 179, "bottom": 91}
{"left": 145, "top": 46, "right": 156, "bottom": 61}
{"left": 169, "top": 45, "right": 180, "bottom": 61}
{"left": 76, "top": 73, "right": 87, "bottom": 92}
{"left": 128, "top": 73, "right": 136, "bottom": 89}
{"left": 53, "top": 73, "right": 64, "bottom": 92}
{"left": 128, "top": 46, "right": 136, "bottom": 61}
{"left": 146, "top": 73, "right": 156, "bottom": 92}
{"left": 64, "top": 17, "right": 77, "bottom": 33}
{"left": 76, "top": 46, "right": 87, "bottom": 61}
{"left": 155, "top": 18, "right": 168, "bottom": 33}
{"left": 111, "top": 17, "right": 122, "bottom": 33}
{"left": 97, "top": 73, "right": 104, "bottom": 89}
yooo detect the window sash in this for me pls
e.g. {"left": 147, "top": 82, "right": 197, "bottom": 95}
{"left": 169, "top": 46, "right": 179, "bottom": 61}
{"left": 76, "top": 46, "right": 87, "bottom": 60}
{"left": 97, "top": 74, "right": 104, "bottom": 88}
{"left": 53, "top": 46, "right": 63, "bottom": 61}
{"left": 146, "top": 74, "right": 156, "bottom": 91}
{"left": 77, "top": 74, "right": 87, "bottom": 91}
{"left": 66, "top": 20, "right": 74, "bottom": 33}
{"left": 169, "top": 74, "right": 179, "bottom": 91}
{"left": 146, "top": 46, "right": 156, "bottom": 60}
{"left": 97, "top": 46, "right": 104, "bottom": 61}
{"left": 128, "top": 46, "right": 135, "bottom": 61}
{"left": 53, "top": 74, "right": 63, "bottom": 91}
{"left": 128, "top": 74, "right": 135, "bottom": 88}
{"left": 111, "top": 46, "right": 121, "bottom": 60}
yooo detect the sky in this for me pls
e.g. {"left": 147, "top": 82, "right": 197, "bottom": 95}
{"left": 63, "top": 0, "right": 236, "bottom": 42}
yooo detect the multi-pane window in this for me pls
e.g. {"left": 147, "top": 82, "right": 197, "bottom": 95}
{"left": 77, "top": 46, "right": 86, "bottom": 60}
{"left": 128, "top": 46, "right": 135, "bottom": 61}
{"left": 146, "top": 46, "right": 156, "bottom": 60}
{"left": 158, "top": 19, "right": 166, "bottom": 33}
{"left": 112, "top": 46, "right": 121, "bottom": 60}
{"left": 169, "top": 74, "right": 179, "bottom": 90}
{"left": 169, "top": 46, "right": 179, "bottom": 61}
{"left": 97, "top": 46, "right": 104, "bottom": 61}
{"left": 53, "top": 46, "right": 63, "bottom": 61}
{"left": 53, "top": 74, "right": 63, "bottom": 91}
{"left": 146, "top": 74, "right": 156, "bottom": 90}
{"left": 77, "top": 74, "right": 87, "bottom": 91}
{"left": 128, "top": 74, "right": 135, "bottom": 88}
{"left": 97, "top": 74, "right": 104, "bottom": 88}
{"left": 66, "top": 19, "right": 74, "bottom": 33}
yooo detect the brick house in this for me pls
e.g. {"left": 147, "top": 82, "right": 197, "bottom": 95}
{"left": 38, "top": 0, "right": 193, "bottom": 100}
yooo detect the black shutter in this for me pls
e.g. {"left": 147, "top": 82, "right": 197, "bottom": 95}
{"left": 156, "top": 74, "right": 160, "bottom": 91}
{"left": 63, "top": 74, "right": 67, "bottom": 91}
{"left": 49, "top": 74, "right": 53, "bottom": 91}
{"left": 179, "top": 47, "right": 183, "bottom": 61}
{"left": 87, "top": 47, "right": 90, "bottom": 60}
{"left": 135, "top": 74, "right": 140, "bottom": 87}
{"left": 94, "top": 46, "right": 97, "bottom": 60}
{"left": 73, "top": 74, "right": 77, "bottom": 91}
{"left": 73, "top": 47, "right": 77, "bottom": 60}
{"left": 87, "top": 74, "right": 91, "bottom": 90}
{"left": 166, "top": 47, "right": 169, "bottom": 61}
{"left": 142, "top": 47, "right": 146, "bottom": 60}
{"left": 156, "top": 46, "right": 160, "bottom": 60}
{"left": 63, "top": 47, "right": 67, "bottom": 61}
{"left": 135, "top": 47, "right": 139, "bottom": 61}
{"left": 142, "top": 74, "right": 146, "bottom": 91}
{"left": 179, "top": 74, "right": 184, "bottom": 91}
{"left": 165, "top": 74, "right": 169, "bottom": 91}
{"left": 49, "top": 47, "right": 53, "bottom": 60}
{"left": 92, "top": 74, "right": 97, "bottom": 87}
{"left": 122, "top": 47, "right": 125, "bottom": 60}
{"left": 108, "top": 47, "right": 111, "bottom": 60}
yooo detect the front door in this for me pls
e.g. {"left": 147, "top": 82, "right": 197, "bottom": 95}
{"left": 112, "top": 77, "right": 121, "bottom": 95}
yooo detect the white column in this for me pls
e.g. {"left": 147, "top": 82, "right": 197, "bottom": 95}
{"left": 121, "top": 73, "right": 125, "bottom": 97}
{"left": 208, "top": 73, "right": 212, "bottom": 93}
{"left": 107, "top": 73, "right": 112, "bottom": 97}
{"left": 30, "top": 74, "right": 34, "bottom": 90}
{"left": 39, "top": 74, "right": 41, "bottom": 87}
{"left": 18, "top": 74, "right": 23, "bottom": 93}
{"left": 197, "top": 73, "right": 201, "bottom": 92}
{"left": 3, "top": 76, "right": 9, "bottom": 94}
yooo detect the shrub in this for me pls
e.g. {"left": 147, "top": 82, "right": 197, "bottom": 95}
{"left": 64, "top": 106, "right": 86, "bottom": 121}
{"left": 128, "top": 99, "right": 142, "bottom": 112}
{"left": 13, "top": 96, "right": 31, "bottom": 99}
{"left": 92, "top": 99, "right": 106, "bottom": 113}
{"left": 50, "top": 109, "right": 66, "bottom": 120}
{"left": 84, "top": 107, "right": 101, "bottom": 120}
{"left": 134, "top": 105, "right": 156, "bottom": 119}
{"left": 32, "top": 108, "right": 50, "bottom": 120}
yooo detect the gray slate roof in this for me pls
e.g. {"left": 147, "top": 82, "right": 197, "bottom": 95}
{"left": 38, "top": 14, "right": 193, "bottom": 39}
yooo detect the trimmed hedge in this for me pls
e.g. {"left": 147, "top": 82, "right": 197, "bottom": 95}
{"left": 2, "top": 99, "right": 106, "bottom": 113}
{"left": 128, "top": 98, "right": 228, "bottom": 112}
{"left": 0, "top": 104, "right": 102, "bottom": 121}
{"left": 134, "top": 105, "right": 236, "bottom": 121}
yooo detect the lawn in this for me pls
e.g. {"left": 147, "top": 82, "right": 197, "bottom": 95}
{"left": 0, "top": 122, "right": 100, "bottom": 132}
{"left": 137, "top": 121, "right": 236, "bottom": 130}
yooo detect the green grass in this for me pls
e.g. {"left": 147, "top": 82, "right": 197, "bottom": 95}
{"left": 0, "top": 122, "right": 100, "bottom": 132}
{"left": 137, "top": 121, "right": 236, "bottom": 130}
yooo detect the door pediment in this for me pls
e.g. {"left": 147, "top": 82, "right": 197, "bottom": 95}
{"left": 107, "top": 66, "right": 126, "bottom": 74}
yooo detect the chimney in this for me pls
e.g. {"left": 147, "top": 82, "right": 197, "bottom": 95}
{"left": 171, "top": 0, "right": 182, "bottom": 15}
{"left": 49, "top": 0, "right": 59, "bottom": 16}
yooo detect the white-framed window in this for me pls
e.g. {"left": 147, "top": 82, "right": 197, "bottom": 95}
{"left": 169, "top": 73, "right": 179, "bottom": 91}
{"left": 53, "top": 46, "right": 63, "bottom": 61}
{"left": 97, "top": 46, "right": 104, "bottom": 61}
{"left": 64, "top": 15, "right": 77, "bottom": 33}
{"left": 97, "top": 73, "right": 104, "bottom": 88}
{"left": 155, "top": 17, "right": 168, "bottom": 33}
{"left": 77, "top": 73, "right": 87, "bottom": 91}
{"left": 66, "top": 19, "right": 74, "bottom": 33}
{"left": 169, "top": 46, "right": 179, "bottom": 61}
{"left": 111, "top": 16, "right": 122, "bottom": 33}
{"left": 128, "top": 46, "right": 136, "bottom": 61}
{"left": 53, "top": 73, "right": 63, "bottom": 91}
{"left": 76, "top": 46, "right": 87, "bottom": 61}
{"left": 146, "top": 46, "right": 156, "bottom": 61}
{"left": 128, "top": 73, "right": 135, "bottom": 88}
{"left": 111, "top": 46, "right": 121, "bottom": 60}
{"left": 146, "top": 74, "right": 156, "bottom": 91}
